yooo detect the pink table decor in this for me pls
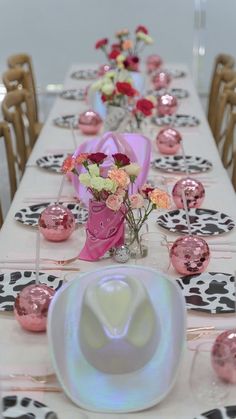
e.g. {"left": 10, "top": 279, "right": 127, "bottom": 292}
{"left": 170, "top": 235, "right": 210, "bottom": 275}
{"left": 157, "top": 94, "right": 178, "bottom": 116}
{"left": 78, "top": 110, "right": 103, "bottom": 135}
{"left": 39, "top": 203, "right": 75, "bottom": 241}
{"left": 79, "top": 200, "right": 125, "bottom": 261}
{"left": 156, "top": 128, "right": 182, "bottom": 155}
{"left": 212, "top": 330, "right": 236, "bottom": 383}
{"left": 152, "top": 71, "right": 171, "bottom": 90}
{"left": 146, "top": 54, "right": 163, "bottom": 73}
{"left": 72, "top": 132, "right": 151, "bottom": 206}
{"left": 172, "top": 177, "right": 205, "bottom": 208}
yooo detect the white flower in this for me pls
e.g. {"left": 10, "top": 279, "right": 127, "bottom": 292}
{"left": 136, "top": 32, "right": 153, "bottom": 44}
{"left": 88, "top": 164, "right": 99, "bottom": 177}
{"left": 104, "top": 71, "right": 116, "bottom": 79}
{"left": 79, "top": 173, "right": 91, "bottom": 187}
{"left": 91, "top": 79, "right": 103, "bottom": 91}
{"left": 123, "top": 163, "right": 141, "bottom": 177}
{"left": 90, "top": 176, "right": 105, "bottom": 191}
{"left": 103, "top": 178, "right": 118, "bottom": 193}
{"left": 101, "top": 82, "right": 115, "bottom": 95}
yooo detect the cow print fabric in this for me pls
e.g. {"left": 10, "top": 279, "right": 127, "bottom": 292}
{"left": 177, "top": 272, "right": 235, "bottom": 314}
{"left": 60, "top": 88, "right": 86, "bottom": 101}
{"left": 36, "top": 154, "right": 68, "bottom": 173}
{"left": 0, "top": 271, "right": 63, "bottom": 311}
{"left": 152, "top": 114, "right": 200, "bottom": 127}
{"left": 15, "top": 202, "right": 88, "bottom": 227}
{"left": 148, "top": 88, "right": 189, "bottom": 99}
{"left": 152, "top": 155, "right": 212, "bottom": 174}
{"left": 195, "top": 405, "right": 236, "bottom": 418}
{"left": 70, "top": 69, "right": 98, "bottom": 80}
{"left": 157, "top": 208, "right": 235, "bottom": 236}
{"left": 3, "top": 395, "right": 58, "bottom": 418}
{"left": 53, "top": 114, "right": 78, "bottom": 129}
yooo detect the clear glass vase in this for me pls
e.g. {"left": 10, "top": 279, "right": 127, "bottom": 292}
{"left": 126, "top": 222, "right": 148, "bottom": 259}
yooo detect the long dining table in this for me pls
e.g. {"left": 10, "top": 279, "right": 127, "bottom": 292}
{"left": 0, "top": 63, "right": 236, "bottom": 418}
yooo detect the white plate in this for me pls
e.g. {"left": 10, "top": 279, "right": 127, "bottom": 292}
{"left": 71, "top": 69, "right": 98, "bottom": 80}
{"left": 194, "top": 406, "right": 236, "bottom": 418}
{"left": 53, "top": 114, "right": 78, "bottom": 129}
{"left": 36, "top": 154, "right": 68, "bottom": 173}
{"left": 3, "top": 395, "right": 58, "bottom": 418}
{"left": 157, "top": 208, "right": 235, "bottom": 236}
{"left": 149, "top": 88, "right": 189, "bottom": 99}
{"left": 60, "top": 88, "right": 86, "bottom": 101}
{"left": 0, "top": 271, "right": 63, "bottom": 311}
{"left": 152, "top": 155, "right": 212, "bottom": 174}
{"left": 14, "top": 202, "right": 88, "bottom": 227}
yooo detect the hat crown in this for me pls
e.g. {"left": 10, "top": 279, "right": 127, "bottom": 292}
{"left": 79, "top": 275, "right": 159, "bottom": 374}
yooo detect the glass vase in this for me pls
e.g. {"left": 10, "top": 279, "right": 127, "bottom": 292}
{"left": 104, "top": 105, "right": 131, "bottom": 132}
{"left": 126, "top": 222, "right": 148, "bottom": 259}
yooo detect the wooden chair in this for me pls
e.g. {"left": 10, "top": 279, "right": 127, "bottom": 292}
{"left": 207, "top": 54, "right": 235, "bottom": 135}
{"left": 2, "top": 89, "right": 35, "bottom": 174}
{"left": 0, "top": 121, "right": 18, "bottom": 226}
{"left": 7, "top": 53, "right": 43, "bottom": 141}
{"left": 2, "top": 67, "right": 38, "bottom": 149}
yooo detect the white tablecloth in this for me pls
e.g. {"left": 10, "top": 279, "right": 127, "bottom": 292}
{"left": 0, "top": 63, "right": 236, "bottom": 418}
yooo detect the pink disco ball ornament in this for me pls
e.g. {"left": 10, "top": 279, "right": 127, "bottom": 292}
{"left": 78, "top": 110, "right": 103, "bottom": 135}
{"left": 170, "top": 235, "right": 210, "bottom": 275}
{"left": 152, "top": 71, "right": 171, "bottom": 90}
{"left": 97, "top": 64, "right": 112, "bottom": 76}
{"left": 39, "top": 204, "right": 75, "bottom": 242}
{"left": 146, "top": 54, "right": 163, "bottom": 73}
{"left": 212, "top": 330, "right": 236, "bottom": 383}
{"left": 157, "top": 94, "right": 178, "bottom": 116}
{"left": 14, "top": 284, "right": 55, "bottom": 332}
{"left": 156, "top": 128, "right": 182, "bottom": 155}
{"left": 172, "top": 177, "right": 205, "bottom": 209}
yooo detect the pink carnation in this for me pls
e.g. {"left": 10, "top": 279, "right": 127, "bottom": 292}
{"left": 106, "top": 194, "right": 123, "bottom": 211}
{"left": 130, "top": 193, "right": 144, "bottom": 209}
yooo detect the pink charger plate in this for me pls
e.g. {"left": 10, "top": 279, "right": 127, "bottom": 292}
{"left": 72, "top": 131, "right": 151, "bottom": 207}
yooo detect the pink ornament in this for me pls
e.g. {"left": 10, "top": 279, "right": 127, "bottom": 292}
{"left": 170, "top": 235, "right": 210, "bottom": 275}
{"left": 157, "top": 94, "right": 178, "bottom": 116}
{"left": 14, "top": 284, "right": 55, "bottom": 332}
{"left": 39, "top": 204, "right": 75, "bottom": 242}
{"left": 172, "top": 177, "right": 205, "bottom": 209}
{"left": 97, "top": 64, "right": 112, "bottom": 76}
{"left": 78, "top": 110, "right": 103, "bottom": 135}
{"left": 146, "top": 54, "right": 163, "bottom": 73}
{"left": 212, "top": 330, "right": 236, "bottom": 383}
{"left": 152, "top": 71, "right": 171, "bottom": 90}
{"left": 156, "top": 128, "right": 182, "bottom": 155}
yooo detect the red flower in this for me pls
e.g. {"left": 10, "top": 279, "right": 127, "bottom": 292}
{"left": 111, "top": 43, "right": 121, "bottom": 50}
{"left": 61, "top": 155, "right": 75, "bottom": 173}
{"left": 88, "top": 152, "right": 107, "bottom": 164}
{"left": 112, "top": 153, "right": 130, "bottom": 167}
{"left": 116, "top": 81, "right": 137, "bottom": 97}
{"left": 135, "top": 25, "right": 148, "bottom": 34}
{"left": 123, "top": 55, "right": 140, "bottom": 71}
{"left": 95, "top": 38, "right": 108, "bottom": 49}
{"left": 101, "top": 94, "right": 108, "bottom": 102}
{"left": 108, "top": 49, "right": 120, "bottom": 60}
{"left": 136, "top": 98, "right": 154, "bottom": 116}
{"left": 140, "top": 185, "right": 155, "bottom": 197}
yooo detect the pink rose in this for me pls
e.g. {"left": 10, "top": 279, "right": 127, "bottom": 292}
{"left": 106, "top": 194, "right": 123, "bottom": 211}
{"left": 130, "top": 193, "right": 144, "bottom": 209}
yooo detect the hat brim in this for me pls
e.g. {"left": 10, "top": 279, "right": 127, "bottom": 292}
{"left": 47, "top": 265, "right": 186, "bottom": 413}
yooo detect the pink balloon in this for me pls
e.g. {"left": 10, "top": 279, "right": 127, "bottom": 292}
{"left": 39, "top": 204, "right": 75, "bottom": 242}
{"left": 170, "top": 235, "right": 210, "bottom": 275}
{"left": 78, "top": 109, "right": 103, "bottom": 135}
{"left": 172, "top": 177, "right": 205, "bottom": 209}
{"left": 156, "top": 128, "right": 182, "bottom": 155}
{"left": 157, "top": 94, "right": 178, "bottom": 116}
{"left": 152, "top": 71, "right": 171, "bottom": 90}
{"left": 14, "top": 284, "right": 55, "bottom": 332}
{"left": 146, "top": 54, "right": 163, "bottom": 73}
{"left": 212, "top": 330, "right": 236, "bottom": 383}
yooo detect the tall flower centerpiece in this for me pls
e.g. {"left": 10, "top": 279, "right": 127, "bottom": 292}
{"left": 95, "top": 25, "right": 153, "bottom": 72}
{"left": 62, "top": 153, "right": 170, "bottom": 261}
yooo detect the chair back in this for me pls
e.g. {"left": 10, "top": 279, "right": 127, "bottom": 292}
{"left": 2, "top": 89, "right": 35, "bottom": 173}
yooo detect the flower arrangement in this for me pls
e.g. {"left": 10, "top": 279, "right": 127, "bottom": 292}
{"left": 95, "top": 25, "right": 153, "bottom": 72}
{"left": 62, "top": 152, "right": 170, "bottom": 255}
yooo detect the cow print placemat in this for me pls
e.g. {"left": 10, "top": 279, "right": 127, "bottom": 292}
{"left": 152, "top": 114, "right": 200, "bottom": 127}
{"left": 152, "top": 155, "right": 212, "bottom": 174}
{"left": 36, "top": 154, "right": 68, "bottom": 173}
{"left": 177, "top": 272, "right": 235, "bottom": 314}
{"left": 53, "top": 114, "right": 78, "bottom": 129}
{"left": 194, "top": 406, "right": 236, "bottom": 419}
{"left": 148, "top": 88, "right": 189, "bottom": 99}
{"left": 157, "top": 208, "right": 235, "bottom": 236}
{"left": 60, "top": 88, "right": 86, "bottom": 101}
{"left": 70, "top": 69, "right": 98, "bottom": 80}
{"left": 0, "top": 271, "right": 63, "bottom": 312}
{"left": 3, "top": 395, "right": 58, "bottom": 418}
{"left": 15, "top": 202, "right": 88, "bottom": 227}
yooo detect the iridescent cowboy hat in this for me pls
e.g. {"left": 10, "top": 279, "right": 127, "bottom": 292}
{"left": 47, "top": 265, "right": 186, "bottom": 413}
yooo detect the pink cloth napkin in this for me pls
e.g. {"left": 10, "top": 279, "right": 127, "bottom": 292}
{"left": 79, "top": 200, "right": 125, "bottom": 261}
